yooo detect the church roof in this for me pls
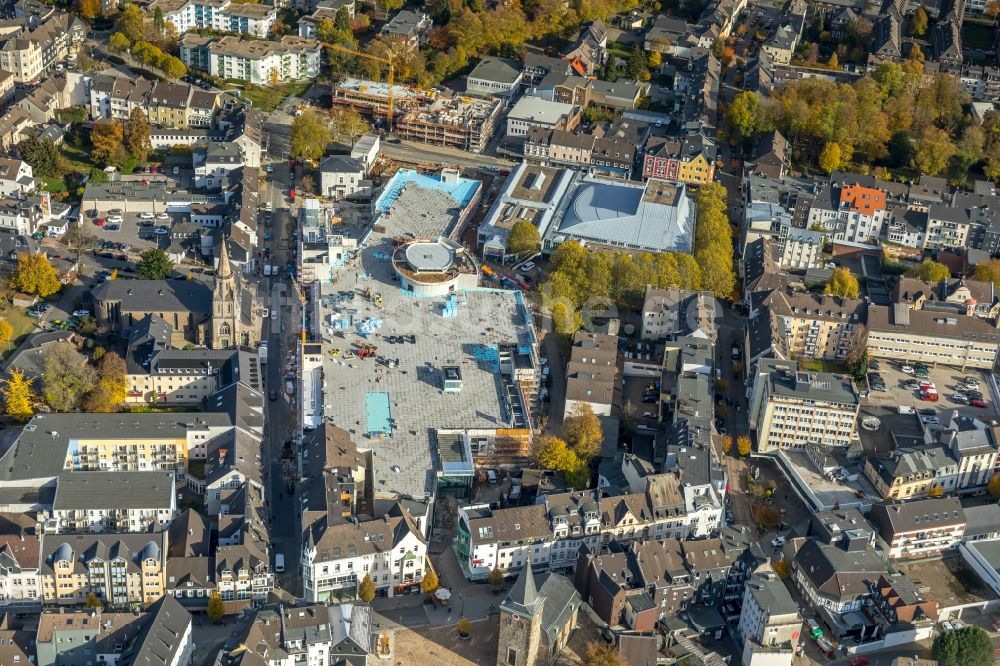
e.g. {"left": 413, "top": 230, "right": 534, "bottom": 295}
{"left": 501, "top": 561, "right": 544, "bottom": 617}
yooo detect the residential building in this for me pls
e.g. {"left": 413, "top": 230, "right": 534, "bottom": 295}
{"left": 467, "top": 56, "right": 523, "bottom": 98}
{"left": 0, "top": 157, "right": 33, "bottom": 197}
{"left": 455, "top": 482, "right": 690, "bottom": 581}
{"left": 737, "top": 569, "right": 800, "bottom": 666}
{"left": 180, "top": 34, "right": 322, "bottom": 84}
{"left": 791, "top": 536, "right": 887, "bottom": 615}
{"left": 750, "top": 290, "right": 867, "bottom": 362}
{"left": 88, "top": 75, "right": 155, "bottom": 121}
{"left": 39, "top": 532, "right": 167, "bottom": 607}
{"left": 564, "top": 331, "right": 618, "bottom": 419}
{"left": 0, "top": 12, "right": 85, "bottom": 85}
{"left": 590, "top": 79, "right": 649, "bottom": 111}
{"left": 194, "top": 141, "right": 245, "bottom": 190}
{"left": 893, "top": 276, "right": 1000, "bottom": 321}
{"left": 147, "top": 81, "right": 193, "bottom": 129}
{"left": 868, "top": 573, "right": 938, "bottom": 628}
{"left": 865, "top": 303, "right": 1000, "bottom": 369}
{"left": 0, "top": 533, "right": 41, "bottom": 611}
{"left": 0, "top": 616, "right": 32, "bottom": 664}
{"left": 642, "top": 132, "right": 717, "bottom": 185}
{"left": 36, "top": 595, "right": 193, "bottom": 666}
{"left": 378, "top": 9, "right": 432, "bottom": 47}
{"left": 777, "top": 226, "right": 822, "bottom": 269}
{"left": 350, "top": 133, "right": 379, "bottom": 173}
{"left": 806, "top": 181, "right": 889, "bottom": 244}
{"left": 506, "top": 96, "right": 580, "bottom": 137}
{"left": 963, "top": 503, "right": 1000, "bottom": 541}
{"left": 301, "top": 503, "right": 427, "bottom": 602}
{"left": 640, "top": 287, "right": 715, "bottom": 341}
{"left": 869, "top": 497, "right": 966, "bottom": 559}
{"left": 496, "top": 563, "right": 581, "bottom": 666}
{"left": 148, "top": 0, "right": 277, "bottom": 37}
{"left": 320, "top": 156, "right": 368, "bottom": 200}
{"left": 748, "top": 359, "right": 860, "bottom": 452}
{"left": 41, "top": 471, "right": 177, "bottom": 534}
{"left": 124, "top": 329, "right": 243, "bottom": 404}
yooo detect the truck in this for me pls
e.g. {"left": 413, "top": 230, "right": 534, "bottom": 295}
{"left": 258, "top": 342, "right": 268, "bottom": 365}
{"left": 264, "top": 264, "right": 272, "bottom": 276}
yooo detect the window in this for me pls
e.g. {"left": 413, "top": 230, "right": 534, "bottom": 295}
{"left": 507, "top": 647, "right": 518, "bottom": 665}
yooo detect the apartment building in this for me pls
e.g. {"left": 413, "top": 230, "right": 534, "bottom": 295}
{"left": 866, "top": 303, "right": 1000, "bottom": 369}
{"left": 737, "top": 569, "right": 800, "bottom": 666}
{"left": 378, "top": 9, "right": 432, "bottom": 47}
{"left": 146, "top": 81, "right": 193, "bottom": 129}
{"left": 506, "top": 96, "right": 580, "bottom": 137}
{"left": 89, "top": 75, "right": 155, "bottom": 121}
{"left": 42, "top": 471, "right": 177, "bottom": 534}
{"left": 806, "top": 182, "right": 888, "bottom": 244}
{"left": 749, "top": 359, "right": 860, "bottom": 452}
{"left": 320, "top": 156, "right": 367, "bottom": 200}
{"left": 456, "top": 480, "right": 690, "bottom": 581}
{"left": 149, "top": 0, "right": 277, "bottom": 37}
{"left": 641, "top": 132, "right": 717, "bottom": 186}
{"left": 640, "top": 287, "right": 715, "bottom": 341}
{"left": 564, "top": 331, "right": 618, "bottom": 419}
{"left": 90, "top": 75, "right": 223, "bottom": 127}
{"left": 125, "top": 340, "right": 240, "bottom": 406}
{"left": 753, "top": 290, "right": 867, "bottom": 361}
{"left": 301, "top": 503, "right": 427, "bottom": 603}
{"left": 194, "top": 141, "right": 244, "bottom": 189}
{"left": 467, "top": 56, "right": 523, "bottom": 98}
{"left": 0, "top": 534, "right": 41, "bottom": 611}
{"left": 776, "top": 226, "right": 822, "bottom": 269}
{"left": 0, "top": 12, "right": 84, "bottom": 85}
{"left": 39, "top": 532, "right": 167, "bottom": 608}
{"left": 869, "top": 497, "right": 966, "bottom": 559}
{"left": 180, "top": 33, "right": 321, "bottom": 84}
{"left": 791, "top": 535, "right": 887, "bottom": 615}
{"left": 893, "top": 277, "right": 1000, "bottom": 321}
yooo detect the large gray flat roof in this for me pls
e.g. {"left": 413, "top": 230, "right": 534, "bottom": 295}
{"left": 53, "top": 471, "right": 175, "bottom": 510}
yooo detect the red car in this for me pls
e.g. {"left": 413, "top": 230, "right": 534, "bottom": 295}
{"left": 920, "top": 391, "right": 939, "bottom": 402}
{"left": 850, "top": 658, "right": 869, "bottom": 666}
{"left": 94, "top": 218, "right": 106, "bottom": 227}
{"left": 971, "top": 398, "right": 987, "bottom": 408}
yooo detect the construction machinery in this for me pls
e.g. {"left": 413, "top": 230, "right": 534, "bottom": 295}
{"left": 327, "top": 44, "right": 396, "bottom": 131}
{"left": 357, "top": 343, "right": 378, "bottom": 359}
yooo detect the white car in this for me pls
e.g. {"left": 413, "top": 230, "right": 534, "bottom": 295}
{"left": 521, "top": 261, "right": 535, "bottom": 271}
{"left": 770, "top": 536, "right": 786, "bottom": 547}
{"left": 72, "top": 310, "right": 90, "bottom": 318}
{"left": 155, "top": 212, "right": 170, "bottom": 220}
{"left": 922, "top": 416, "right": 940, "bottom": 424}
{"left": 901, "top": 365, "right": 914, "bottom": 374}
{"left": 107, "top": 214, "right": 123, "bottom": 223}
{"left": 897, "top": 405, "right": 915, "bottom": 414}
{"left": 172, "top": 166, "right": 180, "bottom": 175}
{"left": 138, "top": 212, "right": 155, "bottom": 220}
{"left": 154, "top": 226, "right": 170, "bottom": 235}
{"left": 270, "top": 309, "right": 277, "bottom": 319}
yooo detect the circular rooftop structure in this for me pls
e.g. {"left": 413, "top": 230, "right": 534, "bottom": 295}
{"left": 405, "top": 242, "right": 453, "bottom": 272}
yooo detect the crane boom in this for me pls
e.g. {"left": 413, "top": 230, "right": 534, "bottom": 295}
{"left": 327, "top": 45, "right": 396, "bottom": 131}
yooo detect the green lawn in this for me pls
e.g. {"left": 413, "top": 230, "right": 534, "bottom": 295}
{"left": 798, "top": 358, "right": 850, "bottom": 374}
{"left": 235, "top": 80, "right": 312, "bottom": 112}
{"left": 0, "top": 307, "right": 38, "bottom": 360}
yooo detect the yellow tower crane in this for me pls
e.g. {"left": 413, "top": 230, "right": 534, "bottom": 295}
{"left": 326, "top": 44, "right": 396, "bottom": 131}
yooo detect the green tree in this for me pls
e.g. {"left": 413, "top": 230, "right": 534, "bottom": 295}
{"left": 290, "top": 109, "right": 332, "bottom": 161}
{"left": 153, "top": 6, "right": 165, "bottom": 34}
{"left": 84, "top": 352, "right": 129, "bottom": 413}
{"left": 909, "top": 5, "right": 929, "bottom": 37}
{"left": 84, "top": 592, "right": 103, "bottom": 608}
{"left": 728, "top": 91, "right": 761, "bottom": 138}
{"left": 2, "top": 369, "right": 35, "bottom": 421}
{"left": 19, "top": 137, "right": 61, "bottom": 177}
{"left": 824, "top": 267, "right": 860, "bottom": 298}
{"left": 125, "top": 107, "right": 152, "bottom": 162}
{"left": 206, "top": 592, "right": 225, "bottom": 622}
{"left": 42, "top": 343, "right": 96, "bottom": 412}
{"left": 933, "top": 626, "right": 994, "bottom": 666}
{"left": 420, "top": 569, "right": 439, "bottom": 594}
{"left": 915, "top": 258, "right": 950, "bottom": 282}
{"left": 119, "top": 3, "right": 146, "bottom": 42}
{"left": 819, "top": 141, "right": 842, "bottom": 174}
{"left": 159, "top": 55, "right": 187, "bottom": 79}
{"left": 506, "top": 220, "right": 541, "bottom": 256}
{"left": 108, "top": 31, "right": 131, "bottom": 53}
{"left": 0, "top": 318, "right": 12, "bottom": 349}
{"left": 335, "top": 5, "right": 351, "bottom": 29}
{"left": 358, "top": 573, "right": 376, "bottom": 602}
{"left": 488, "top": 566, "right": 504, "bottom": 589}
{"left": 848, "top": 348, "right": 869, "bottom": 382}
{"left": 974, "top": 259, "right": 1000, "bottom": 289}
{"left": 11, "top": 252, "right": 61, "bottom": 297}
{"left": 625, "top": 45, "right": 648, "bottom": 78}
{"left": 914, "top": 128, "right": 955, "bottom": 176}
{"left": 137, "top": 248, "right": 174, "bottom": 279}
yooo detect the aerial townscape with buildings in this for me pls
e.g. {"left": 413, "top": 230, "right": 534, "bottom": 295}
{"left": 4, "top": 0, "right": 1000, "bottom": 664}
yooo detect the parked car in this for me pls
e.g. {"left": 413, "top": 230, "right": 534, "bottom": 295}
{"left": 770, "top": 536, "right": 786, "bottom": 547}
{"left": 850, "top": 657, "right": 870, "bottom": 666}
{"left": 806, "top": 618, "right": 823, "bottom": 638}
{"left": 920, "top": 391, "right": 939, "bottom": 402}
{"left": 521, "top": 261, "right": 535, "bottom": 271}
{"left": 950, "top": 394, "right": 969, "bottom": 404}
{"left": 107, "top": 214, "right": 123, "bottom": 223}
{"left": 71, "top": 310, "right": 90, "bottom": 318}
{"left": 901, "top": 365, "right": 914, "bottom": 374}
{"left": 971, "top": 398, "right": 987, "bottom": 408}
{"left": 154, "top": 226, "right": 169, "bottom": 235}
{"left": 921, "top": 416, "right": 940, "bottom": 424}
{"left": 156, "top": 212, "right": 170, "bottom": 220}
{"left": 139, "top": 212, "right": 154, "bottom": 220}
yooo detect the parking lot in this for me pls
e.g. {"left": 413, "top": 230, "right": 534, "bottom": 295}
{"left": 863, "top": 361, "right": 996, "bottom": 421}
{"left": 84, "top": 209, "right": 184, "bottom": 258}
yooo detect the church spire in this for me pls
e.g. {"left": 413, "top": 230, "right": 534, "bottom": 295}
{"left": 217, "top": 236, "right": 233, "bottom": 281}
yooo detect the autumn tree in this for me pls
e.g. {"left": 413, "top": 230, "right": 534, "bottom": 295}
{"left": 824, "top": 267, "right": 860, "bottom": 298}
{"left": 755, "top": 504, "right": 781, "bottom": 527}
{"left": 915, "top": 258, "right": 950, "bottom": 282}
{"left": 973, "top": 260, "right": 1000, "bottom": 289}
{"left": 84, "top": 592, "right": 103, "bottom": 608}
{"left": 909, "top": 43, "right": 925, "bottom": 61}
{"left": 488, "top": 566, "right": 504, "bottom": 589}
{"left": 84, "top": 352, "right": 128, "bottom": 412}
{"left": 909, "top": 5, "right": 928, "bottom": 37}
{"left": 11, "top": 252, "right": 60, "bottom": 297}
{"left": 988, "top": 473, "right": 1000, "bottom": 497}
{"left": 914, "top": 128, "right": 955, "bottom": 176}
{"left": 737, "top": 434, "right": 752, "bottom": 457}
{"left": 506, "top": 220, "right": 541, "bottom": 256}
{"left": 562, "top": 403, "right": 603, "bottom": 459}
{"left": 456, "top": 617, "right": 472, "bottom": 637}
{"left": 119, "top": 3, "right": 147, "bottom": 42}
{"left": 0, "top": 318, "right": 11, "bottom": 350}
{"left": 42, "top": 343, "right": 96, "bottom": 412}
{"left": 206, "top": 592, "right": 225, "bottom": 622}
{"left": 773, "top": 559, "right": 791, "bottom": 579}
{"left": 78, "top": 0, "right": 101, "bottom": 19}
{"left": 358, "top": 573, "right": 376, "bottom": 602}
{"left": 2, "top": 369, "right": 35, "bottom": 421}
{"left": 290, "top": 109, "right": 331, "bottom": 161}
{"left": 819, "top": 142, "right": 842, "bottom": 174}
{"left": 532, "top": 435, "right": 577, "bottom": 471}
{"left": 420, "top": 569, "right": 439, "bottom": 594}
{"left": 729, "top": 91, "right": 762, "bottom": 138}
{"left": 137, "top": 248, "right": 174, "bottom": 279}
{"left": 109, "top": 32, "right": 131, "bottom": 53}
{"left": 90, "top": 119, "right": 124, "bottom": 167}
{"left": 721, "top": 435, "right": 733, "bottom": 454}
{"left": 582, "top": 641, "right": 628, "bottom": 666}
{"left": 126, "top": 107, "right": 152, "bottom": 162}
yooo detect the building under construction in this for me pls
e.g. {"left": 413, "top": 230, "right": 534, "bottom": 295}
{"left": 331, "top": 77, "right": 425, "bottom": 119}
{"left": 396, "top": 95, "right": 504, "bottom": 154}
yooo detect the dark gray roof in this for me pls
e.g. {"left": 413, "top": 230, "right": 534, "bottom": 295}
{"left": 963, "top": 503, "right": 1000, "bottom": 537}
{"left": 793, "top": 539, "right": 887, "bottom": 602}
{"left": 53, "top": 471, "right": 175, "bottom": 510}
{"left": 746, "top": 570, "right": 797, "bottom": 615}
{"left": 468, "top": 56, "right": 522, "bottom": 84}
{"left": 501, "top": 561, "right": 543, "bottom": 617}
{"left": 93, "top": 278, "right": 213, "bottom": 315}
{"left": 118, "top": 595, "right": 192, "bottom": 666}
{"left": 320, "top": 155, "right": 365, "bottom": 174}
{"left": 869, "top": 497, "right": 965, "bottom": 538}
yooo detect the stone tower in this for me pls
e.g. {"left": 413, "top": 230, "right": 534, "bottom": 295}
{"left": 496, "top": 562, "right": 545, "bottom": 666}
{"left": 211, "top": 238, "right": 238, "bottom": 349}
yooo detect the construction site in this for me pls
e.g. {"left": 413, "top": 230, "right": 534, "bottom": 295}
{"left": 396, "top": 95, "right": 504, "bottom": 154}
{"left": 302, "top": 167, "right": 540, "bottom": 503}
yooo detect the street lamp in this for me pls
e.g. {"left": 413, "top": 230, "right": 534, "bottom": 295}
{"left": 459, "top": 593, "right": 465, "bottom": 617}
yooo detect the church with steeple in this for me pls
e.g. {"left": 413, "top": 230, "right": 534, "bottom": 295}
{"left": 211, "top": 237, "right": 258, "bottom": 349}
{"left": 496, "top": 562, "right": 581, "bottom": 666}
